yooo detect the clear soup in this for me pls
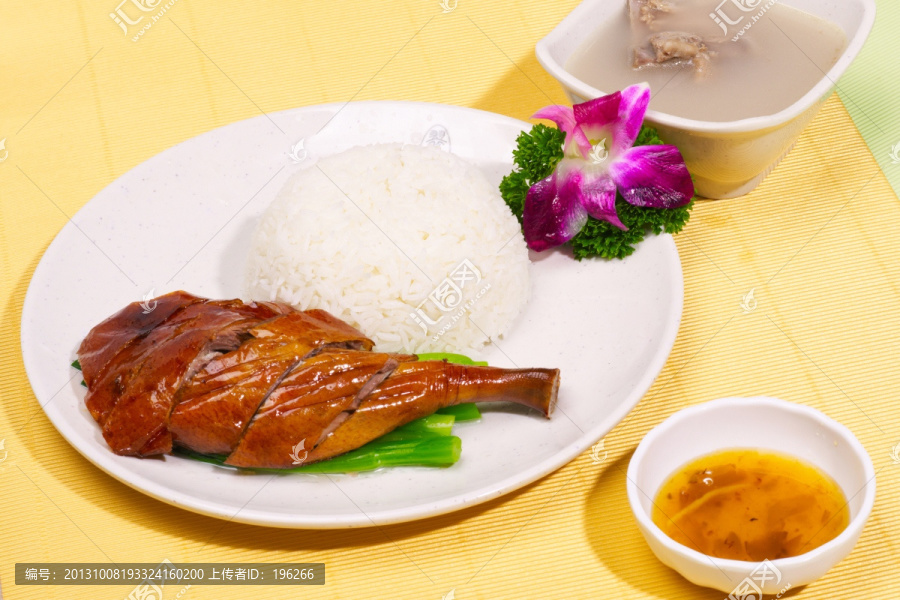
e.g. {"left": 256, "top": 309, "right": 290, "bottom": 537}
{"left": 566, "top": 1, "right": 847, "bottom": 122}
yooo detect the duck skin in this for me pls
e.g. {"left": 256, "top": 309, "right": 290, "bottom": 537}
{"left": 168, "top": 311, "right": 374, "bottom": 455}
{"left": 78, "top": 292, "right": 559, "bottom": 468}
{"left": 227, "top": 357, "right": 558, "bottom": 468}
{"left": 304, "top": 361, "right": 558, "bottom": 465}
{"left": 77, "top": 291, "right": 203, "bottom": 388}
{"left": 93, "top": 298, "right": 290, "bottom": 455}
{"left": 224, "top": 349, "right": 417, "bottom": 468}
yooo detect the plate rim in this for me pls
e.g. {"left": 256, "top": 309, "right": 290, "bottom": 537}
{"left": 20, "top": 100, "right": 684, "bottom": 528}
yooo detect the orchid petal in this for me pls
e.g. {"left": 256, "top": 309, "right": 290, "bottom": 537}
{"left": 609, "top": 145, "right": 694, "bottom": 208}
{"left": 612, "top": 83, "right": 651, "bottom": 154}
{"left": 532, "top": 105, "right": 576, "bottom": 134}
{"left": 579, "top": 171, "right": 627, "bottom": 230}
{"left": 523, "top": 171, "right": 588, "bottom": 252}
{"left": 572, "top": 92, "right": 623, "bottom": 162}
{"left": 573, "top": 84, "right": 650, "bottom": 157}
{"left": 533, "top": 105, "right": 590, "bottom": 158}
{"left": 568, "top": 127, "right": 592, "bottom": 159}
{"left": 573, "top": 92, "right": 622, "bottom": 131}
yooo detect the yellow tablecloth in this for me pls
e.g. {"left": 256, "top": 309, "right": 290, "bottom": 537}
{"left": 2, "top": 1, "right": 899, "bottom": 599}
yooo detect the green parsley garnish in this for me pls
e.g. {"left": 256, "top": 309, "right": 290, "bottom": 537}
{"left": 500, "top": 124, "right": 694, "bottom": 260}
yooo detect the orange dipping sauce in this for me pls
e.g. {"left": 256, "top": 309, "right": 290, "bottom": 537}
{"left": 652, "top": 449, "right": 849, "bottom": 561}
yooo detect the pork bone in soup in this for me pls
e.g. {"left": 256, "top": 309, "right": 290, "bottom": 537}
{"left": 566, "top": 0, "right": 847, "bottom": 122}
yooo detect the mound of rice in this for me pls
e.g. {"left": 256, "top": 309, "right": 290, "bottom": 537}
{"left": 246, "top": 143, "right": 531, "bottom": 354}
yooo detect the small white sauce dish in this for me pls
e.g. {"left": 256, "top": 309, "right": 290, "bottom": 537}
{"left": 536, "top": 0, "right": 876, "bottom": 199}
{"left": 626, "top": 396, "right": 875, "bottom": 594}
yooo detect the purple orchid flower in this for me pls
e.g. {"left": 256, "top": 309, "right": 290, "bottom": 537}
{"left": 523, "top": 84, "right": 694, "bottom": 252}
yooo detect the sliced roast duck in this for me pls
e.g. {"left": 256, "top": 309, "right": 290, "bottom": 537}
{"left": 78, "top": 291, "right": 559, "bottom": 468}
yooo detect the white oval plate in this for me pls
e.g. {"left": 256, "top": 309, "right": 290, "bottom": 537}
{"left": 21, "top": 101, "right": 683, "bottom": 528}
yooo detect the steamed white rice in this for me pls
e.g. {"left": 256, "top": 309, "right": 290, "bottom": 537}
{"left": 246, "top": 143, "right": 531, "bottom": 354}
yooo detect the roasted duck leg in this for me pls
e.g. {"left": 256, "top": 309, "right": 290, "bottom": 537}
{"left": 224, "top": 350, "right": 416, "bottom": 468}
{"left": 225, "top": 355, "right": 557, "bottom": 468}
{"left": 78, "top": 292, "right": 560, "bottom": 469}
{"left": 301, "top": 360, "right": 558, "bottom": 466}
